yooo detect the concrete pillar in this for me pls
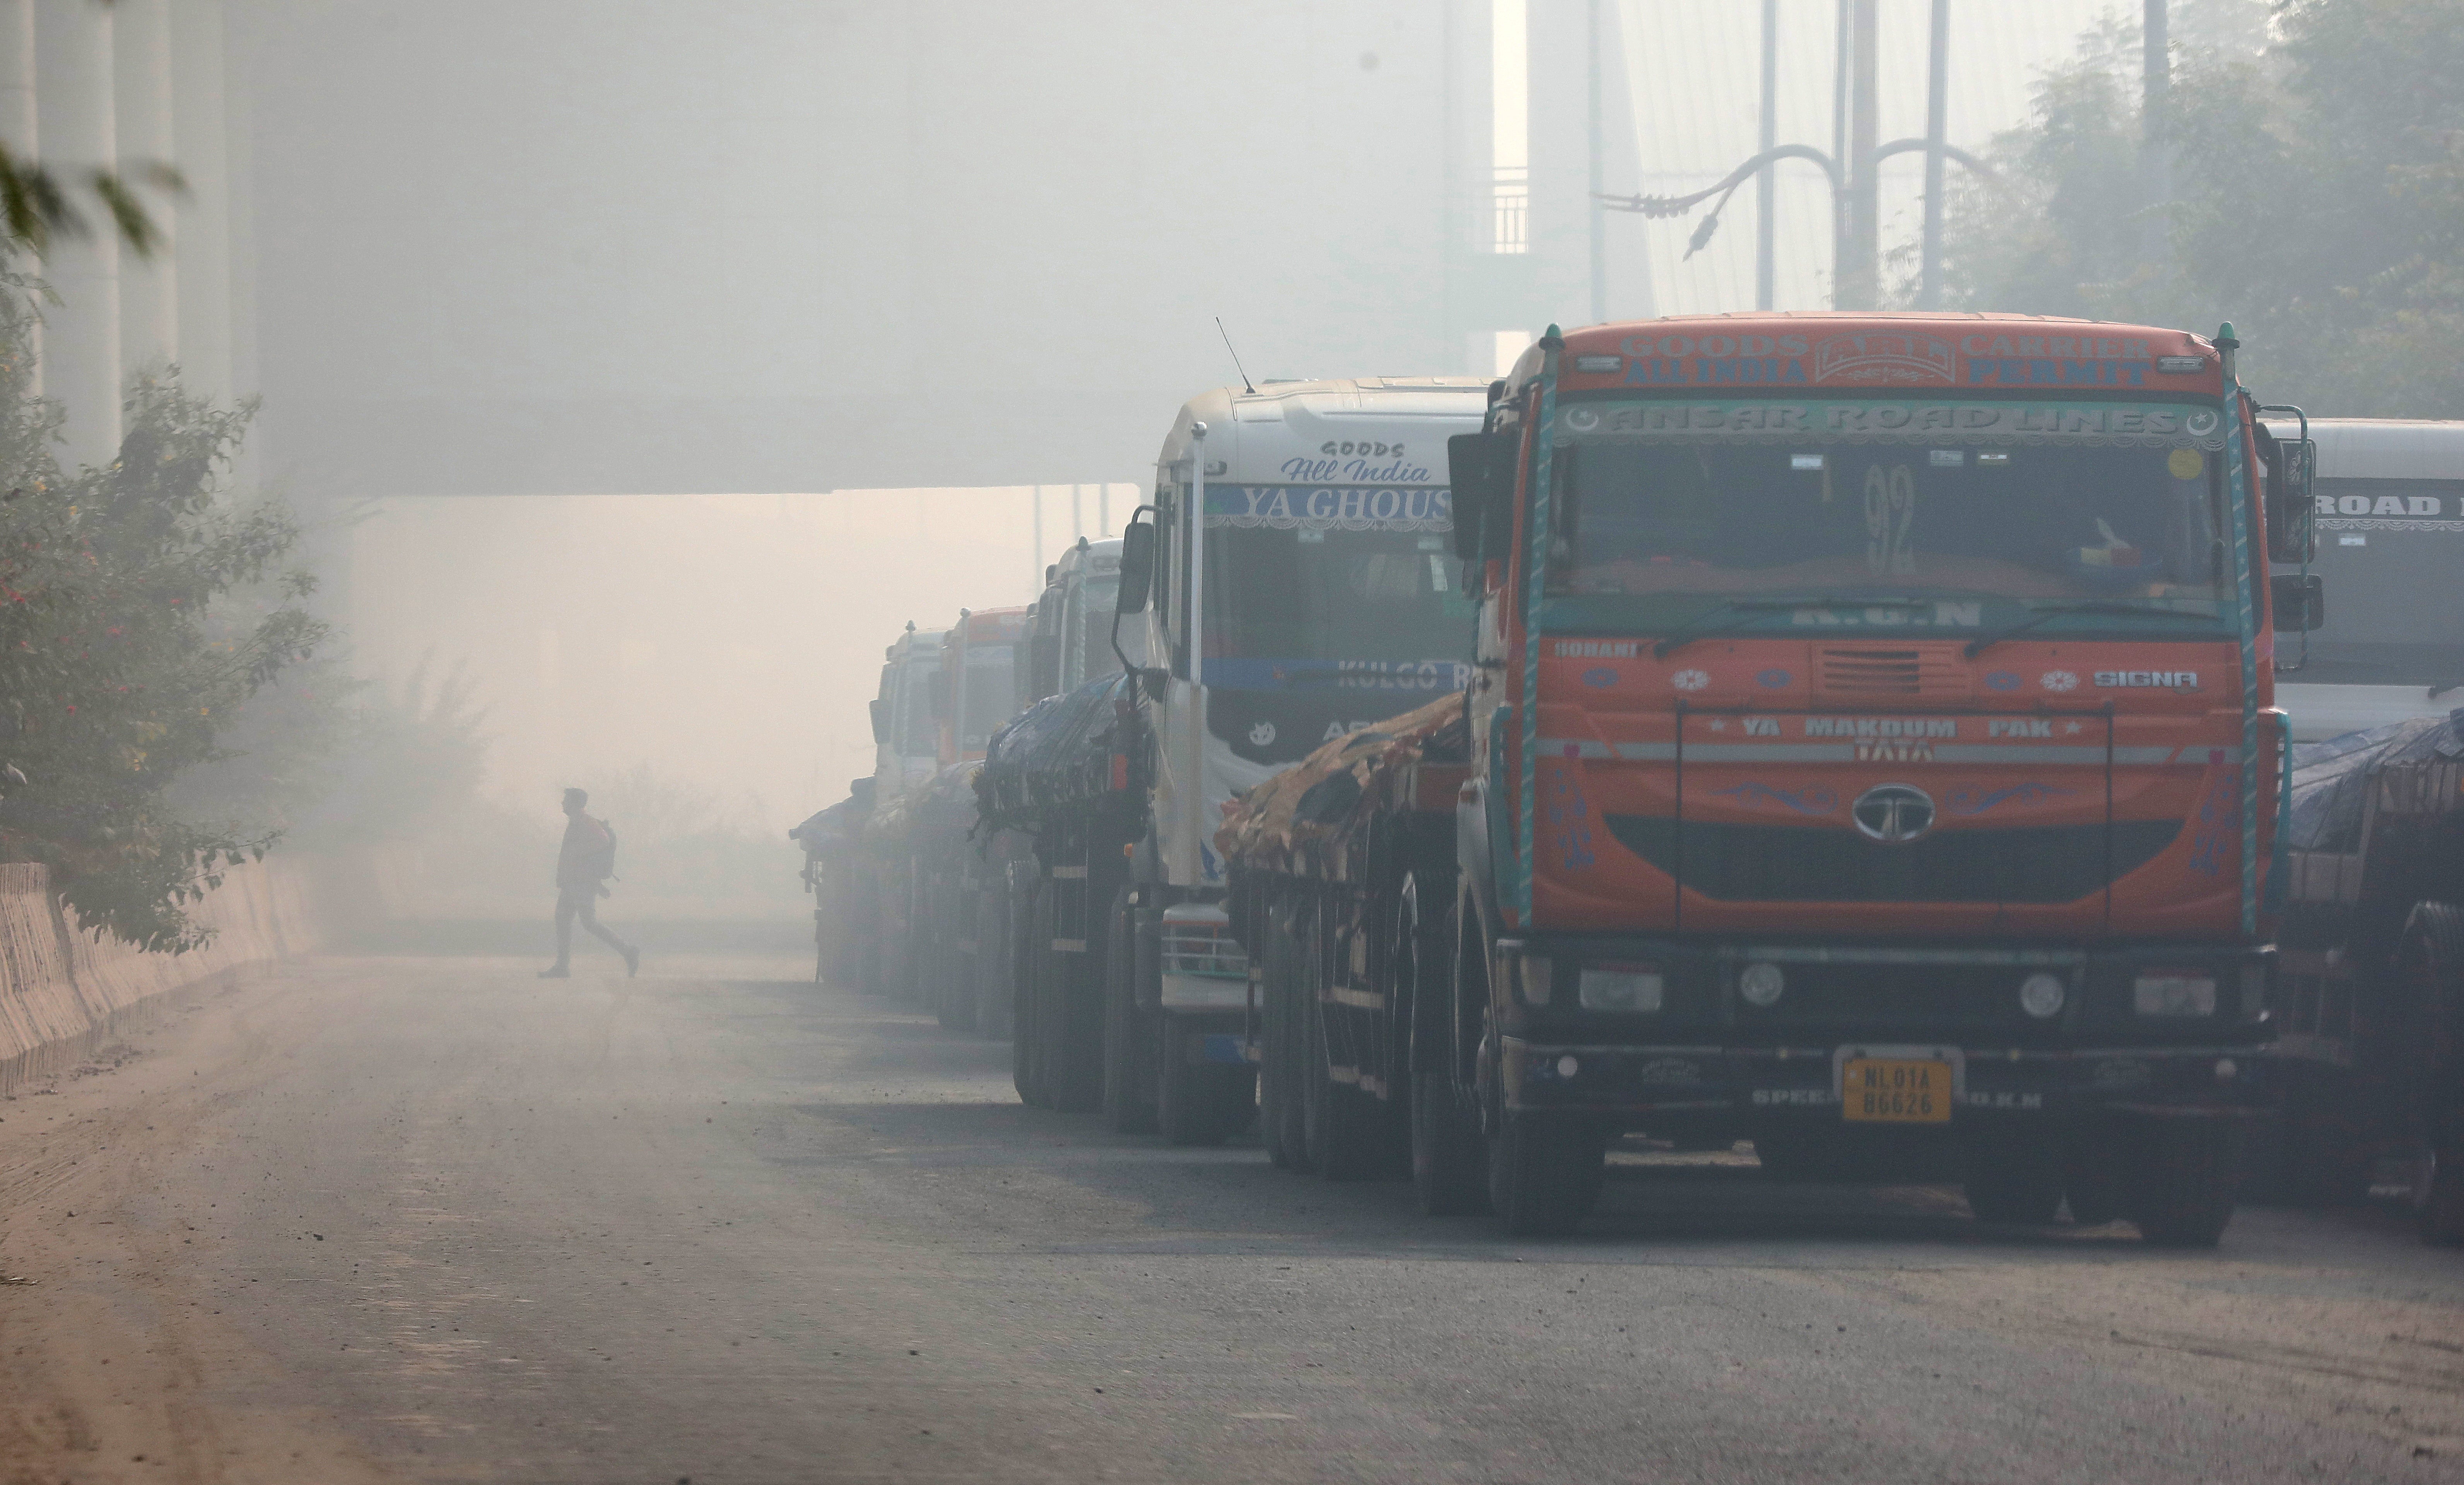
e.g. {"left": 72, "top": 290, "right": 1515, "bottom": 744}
{"left": 33, "top": 0, "right": 118, "bottom": 466}
{"left": 169, "top": 0, "right": 229, "bottom": 403}
{"left": 114, "top": 0, "right": 174, "bottom": 381}
{"left": 0, "top": 0, "right": 38, "bottom": 397}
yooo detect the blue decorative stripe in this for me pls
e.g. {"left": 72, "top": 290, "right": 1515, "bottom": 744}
{"left": 1519, "top": 331, "right": 1563, "bottom": 924}
{"left": 2223, "top": 374, "right": 2259, "bottom": 936}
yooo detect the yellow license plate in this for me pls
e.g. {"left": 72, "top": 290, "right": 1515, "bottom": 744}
{"left": 1841, "top": 1058, "right": 1953, "bottom": 1123}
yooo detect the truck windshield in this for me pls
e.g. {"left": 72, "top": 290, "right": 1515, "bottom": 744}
{"left": 895, "top": 659, "right": 937, "bottom": 754}
{"left": 1066, "top": 574, "right": 1140, "bottom": 690}
{"left": 960, "top": 645, "right": 1016, "bottom": 752}
{"left": 2285, "top": 477, "right": 2464, "bottom": 686}
{"left": 1200, "top": 524, "right": 1473, "bottom": 681}
{"left": 1548, "top": 401, "right": 2230, "bottom": 632}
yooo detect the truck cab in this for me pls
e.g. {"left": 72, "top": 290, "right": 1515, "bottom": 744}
{"left": 1021, "top": 537, "right": 1140, "bottom": 709}
{"left": 935, "top": 606, "right": 1033, "bottom": 766}
{"left": 1430, "top": 315, "right": 2298, "bottom": 1241}
{"left": 870, "top": 624, "right": 948, "bottom": 820}
{"left": 2268, "top": 419, "right": 2464, "bottom": 740}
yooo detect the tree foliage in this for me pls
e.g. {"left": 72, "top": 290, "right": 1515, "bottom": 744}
{"left": 0, "top": 282, "right": 325, "bottom": 950}
{"left": 1926, "top": 0, "right": 2464, "bottom": 415}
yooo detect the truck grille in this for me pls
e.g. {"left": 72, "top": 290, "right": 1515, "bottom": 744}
{"left": 1737, "top": 960, "right": 2034, "bottom": 1031}
{"left": 1815, "top": 645, "right": 1968, "bottom": 700}
{"left": 1604, "top": 817, "right": 2182, "bottom": 903}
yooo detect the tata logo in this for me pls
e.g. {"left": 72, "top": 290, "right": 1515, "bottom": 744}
{"left": 1853, "top": 784, "right": 1936, "bottom": 844}
{"left": 2095, "top": 670, "right": 2199, "bottom": 690}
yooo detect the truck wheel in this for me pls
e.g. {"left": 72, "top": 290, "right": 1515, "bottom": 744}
{"left": 2399, "top": 903, "right": 2464, "bottom": 1245}
{"left": 1101, "top": 885, "right": 1157, "bottom": 1134}
{"left": 1411, "top": 1071, "right": 1487, "bottom": 1215}
{"left": 2124, "top": 1119, "right": 2240, "bottom": 1248}
{"left": 1258, "top": 926, "right": 1295, "bottom": 1169}
{"left": 1051, "top": 947, "right": 1105, "bottom": 1115}
{"left": 1158, "top": 1027, "right": 1252, "bottom": 1146}
{"left": 1486, "top": 1113, "right": 1603, "bottom": 1238}
{"left": 974, "top": 879, "right": 1013, "bottom": 1040}
{"left": 1303, "top": 992, "right": 1382, "bottom": 1180}
{"left": 1259, "top": 904, "right": 1312, "bottom": 1172}
{"left": 1016, "top": 882, "right": 1058, "bottom": 1108}
{"left": 934, "top": 881, "right": 968, "bottom": 1034}
{"left": 1961, "top": 1125, "right": 2064, "bottom": 1226}
{"left": 2281, "top": 1066, "right": 2375, "bottom": 1207}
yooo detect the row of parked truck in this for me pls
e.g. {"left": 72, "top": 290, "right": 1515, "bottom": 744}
{"left": 795, "top": 310, "right": 2464, "bottom": 1248}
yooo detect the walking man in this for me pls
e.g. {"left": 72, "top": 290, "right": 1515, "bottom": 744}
{"left": 542, "top": 787, "right": 640, "bottom": 978}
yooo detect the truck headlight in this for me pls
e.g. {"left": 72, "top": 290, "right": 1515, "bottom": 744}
{"left": 1578, "top": 964, "right": 1663, "bottom": 1012}
{"left": 2133, "top": 971, "right": 2216, "bottom": 1017}
{"left": 1738, "top": 961, "right": 1784, "bottom": 1007}
{"left": 1518, "top": 954, "right": 1554, "bottom": 1006}
{"left": 2018, "top": 973, "right": 2066, "bottom": 1019}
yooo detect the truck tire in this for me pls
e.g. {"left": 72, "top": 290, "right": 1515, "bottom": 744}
{"left": 1411, "top": 1072, "right": 1487, "bottom": 1215}
{"left": 1051, "top": 953, "right": 1105, "bottom": 1115}
{"left": 1158, "top": 1025, "right": 1253, "bottom": 1146}
{"left": 1259, "top": 903, "right": 1312, "bottom": 1172}
{"left": 2124, "top": 1118, "right": 2240, "bottom": 1248}
{"left": 1962, "top": 1125, "right": 2064, "bottom": 1226}
{"left": 934, "top": 873, "right": 969, "bottom": 1033}
{"left": 1101, "top": 885, "right": 1157, "bottom": 1134}
{"left": 2397, "top": 903, "right": 2464, "bottom": 1245}
{"left": 1017, "top": 881, "right": 1062, "bottom": 1109}
{"left": 974, "top": 877, "right": 1013, "bottom": 1040}
{"left": 2280, "top": 1066, "right": 2375, "bottom": 1207}
{"left": 1304, "top": 988, "right": 1383, "bottom": 1180}
{"left": 1486, "top": 1113, "right": 1603, "bottom": 1238}
{"left": 1400, "top": 875, "right": 1483, "bottom": 1214}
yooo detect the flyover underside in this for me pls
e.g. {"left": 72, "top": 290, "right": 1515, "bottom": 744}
{"left": 263, "top": 393, "right": 1158, "bottom": 497}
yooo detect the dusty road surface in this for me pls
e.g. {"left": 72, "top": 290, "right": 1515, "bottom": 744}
{"left": 2, "top": 955, "right": 2461, "bottom": 1485}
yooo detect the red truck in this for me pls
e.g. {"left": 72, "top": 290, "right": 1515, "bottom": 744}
{"left": 1220, "top": 312, "right": 2322, "bottom": 1243}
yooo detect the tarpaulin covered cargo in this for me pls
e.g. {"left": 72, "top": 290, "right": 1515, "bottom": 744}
{"left": 974, "top": 673, "right": 1137, "bottom": 829}
{"left": 1215, "top": 691, "right": 1467, "bottom": 884}
{"left": 2288, "top": 713, "right": 2464, "bottom": 853}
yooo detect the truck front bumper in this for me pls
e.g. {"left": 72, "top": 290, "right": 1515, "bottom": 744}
{"left": 1496, "top": 935, "right": 2274, "bottom": 1121}
{"left": 1502, "top": 1037, "right": 2273, "bottom": 1120}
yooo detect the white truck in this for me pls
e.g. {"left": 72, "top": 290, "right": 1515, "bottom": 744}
{"left": 982, "top": 377, "right": 1492, "bottom": 1136}
{"left": 2269, "top": 419, "right": 2464, "bottom": 740}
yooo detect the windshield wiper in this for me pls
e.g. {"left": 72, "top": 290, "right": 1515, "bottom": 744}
{"left": 1963, "top": 602, "right": 2220, "bottom": 660}
{"left": 1652, "top": 597, "right": 1931, "bottom": 660}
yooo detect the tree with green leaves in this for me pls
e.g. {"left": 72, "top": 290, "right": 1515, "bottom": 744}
{"left": 0, "top": 282, "right": 324, "bottom": 950}
{"left": 1924, "top": 0, "right": 2464, "bottom": 416}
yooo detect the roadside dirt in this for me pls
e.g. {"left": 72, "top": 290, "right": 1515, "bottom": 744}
{"left": 0, "top": 971, "right": 394, "bottom": 1485}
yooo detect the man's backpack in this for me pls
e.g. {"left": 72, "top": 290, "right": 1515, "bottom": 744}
{"left": 585, "top": 816, "right": 620, "bottom": 883}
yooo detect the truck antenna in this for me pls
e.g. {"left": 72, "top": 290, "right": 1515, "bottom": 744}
{"left": 1215, "top": 317, "right": 1257, "bottom": 395}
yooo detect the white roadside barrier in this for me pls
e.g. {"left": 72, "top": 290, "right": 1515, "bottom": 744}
{"left": 0, "top": 859, "right": 319, "bottom": 1091}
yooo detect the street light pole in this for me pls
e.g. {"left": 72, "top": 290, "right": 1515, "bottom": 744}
{"left": 1757, "top": 0, "right": 1777, "bottom": 311}
{"left": 1596, "top": 0, "right": 1996, "bottom": 312}
{"left": 1918, "top": 0, "right": 1950, "bottom": 309}
{"left": 1587, "top": 0, "right": 1606, "bottom": 324}
{"left": 1841, "top": 0, "right": 1880, "bottom": 310}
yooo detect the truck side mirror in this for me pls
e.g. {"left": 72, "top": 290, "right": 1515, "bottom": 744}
{"left": 868, "top": 698, "right": 888, "bottom": 744}
{"left": 2264, "top": 437, "right": 2317, "bottom": 564}
{"left": 1115, "top": 522, "right": 1156, "bottom": 614}
{"left": 1447, "top": 434, "right": 1490, "bottom": 563}
{"left": 2272, "top": 572, "right": 2325, "bottom": 632}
